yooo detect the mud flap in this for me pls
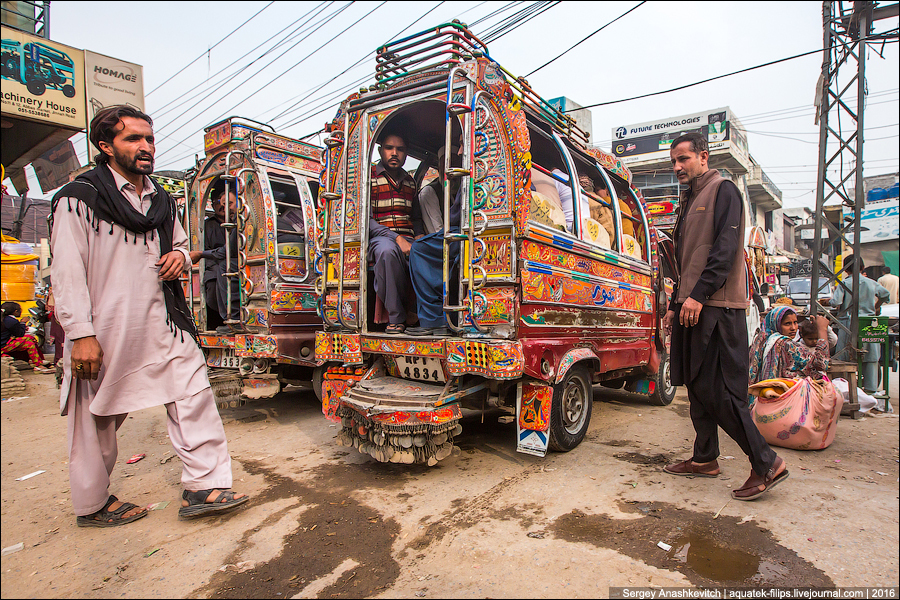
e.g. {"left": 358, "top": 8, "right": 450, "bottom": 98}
{"left": 209, "top": 371, "right": 243, "bottom": 410}
{"left": 322, "top": 366, "right": 366, "bottom": 422}
{"left": 516, "top": 381, "right": 551, "bottom": 457}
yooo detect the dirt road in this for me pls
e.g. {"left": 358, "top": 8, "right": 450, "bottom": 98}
{"left": 2, "top": 370, "right": 898, "bottom": 598}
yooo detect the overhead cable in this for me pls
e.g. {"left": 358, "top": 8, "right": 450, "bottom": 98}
{"left": 267, "top": 1, "right": 447, "bottom": 125}
{"left": 146, "top": 1, "right": 275, "bottom": 97}
{"left": 155, "top": 1, "right": 363, "bottom": 159}
{"left": 525, "top": 1, "right": 645, "bottom": 77}
{"left": 272, "top": 0, "right": 540, "bottom": 133}
{"left": 483, "top": 1, "right": 560, "bottom": 43}
{"left": 155, "top": 1, "right": 344, "bottom": 136}
{"left": 152, "top": 1, "right": 330, "bottom": 119}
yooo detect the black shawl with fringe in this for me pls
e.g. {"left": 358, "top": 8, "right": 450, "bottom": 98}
{"left": 50, "top": 165, "right": 199, "bottom": 345}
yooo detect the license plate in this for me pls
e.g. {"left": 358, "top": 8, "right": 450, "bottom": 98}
{"left": 207, "top": 348, "right": 240, "bottom": 369}
{"left": 395, "top": 356, "right": 445, "bottom": 383}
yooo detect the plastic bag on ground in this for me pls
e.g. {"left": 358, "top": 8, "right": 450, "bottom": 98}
{"left": 832, "top": 378, "right": 877, "bottom": 413}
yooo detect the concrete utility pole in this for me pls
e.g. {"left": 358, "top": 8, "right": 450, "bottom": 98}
{"left": 810, "top": 1, "right": 899, "bottom": 369}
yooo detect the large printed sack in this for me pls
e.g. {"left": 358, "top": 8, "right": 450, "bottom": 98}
{"left": 529, "top": 191, "right": 567, "bottom": 232}
{"left": 750, "top": 376, "right": 841, "bottom": 450}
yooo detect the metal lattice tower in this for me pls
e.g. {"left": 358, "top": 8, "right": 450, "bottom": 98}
{"left": 810, "top": 1, "right": 899, "bottom": 368}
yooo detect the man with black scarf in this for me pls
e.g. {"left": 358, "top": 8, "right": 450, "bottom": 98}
{"left": 51, "top": 106, "right": 248, "bottom": 527}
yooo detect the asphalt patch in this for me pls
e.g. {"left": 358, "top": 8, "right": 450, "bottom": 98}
{"left": 194, "top": 459, "right": 401, "bottom": 599}
{"left": 550, "top": 502, "right": 833, "bottom": 587}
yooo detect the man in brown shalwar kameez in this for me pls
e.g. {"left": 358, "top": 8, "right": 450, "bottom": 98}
{"left": 662, "top": 132, "right": 787, "bottom": 502}
{"left": 51, "top": 106, "right": 248, "bottom": 526}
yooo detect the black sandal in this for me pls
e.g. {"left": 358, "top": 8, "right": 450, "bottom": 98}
{"left": 385, "top": 323, "right": 406, "bottom": 335}
{"left": 76, "top": 495, "right": 148, "bottom": 528}
{"left": 178, "top": 489, "right": 249, "bottom": 519}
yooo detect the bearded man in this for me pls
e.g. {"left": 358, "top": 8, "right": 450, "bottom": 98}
{"left": 51, "top": 105, "right": 248, "bottom": 526}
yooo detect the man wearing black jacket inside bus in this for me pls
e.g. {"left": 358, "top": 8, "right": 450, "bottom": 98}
{"left": 662, "top": 132, "right": 787, "bottom": 502}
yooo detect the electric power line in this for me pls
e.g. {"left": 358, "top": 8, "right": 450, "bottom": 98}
{"left": 153, "top": 2, "right": 344, "bottom": 138}
{"left": 525, "top": 1, "right": 645, "bottom": 77}
{"left": 266, "top": 1, "right": 447, "bottom": 125}
{"left": 146, "top": 1, "right": 276, "bottom": 97}
{"left": 152, "top": 1, "right": 330, "bottom": 121}
{"left": 154, "top": 1, "right": 364, "bottom": 160}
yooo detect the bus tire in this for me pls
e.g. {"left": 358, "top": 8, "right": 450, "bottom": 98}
{"left": 548, "top": 365, "right": 593, "bottom": 452}
{"left": 312, "top": 366, "right": 325, "bottom": 403}
{"left": 648, "top": 350, "right": 677, "bottom": 406}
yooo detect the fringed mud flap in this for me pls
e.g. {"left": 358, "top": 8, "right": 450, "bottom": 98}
{"left": 625, "top": 378, "right": 655, "bottom": 395}
{"left": 209, "top": 370, "right": 244, "bottom": 410}
{"left": 334, "top": 376, "right": 463, "bottom": 466}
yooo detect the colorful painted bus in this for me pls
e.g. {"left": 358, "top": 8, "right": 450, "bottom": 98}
{"left": 184, "top": 117, "right": 325, "bottom": 407}
{"left": 315, "top": 23, "right": 676, "bottom": 464}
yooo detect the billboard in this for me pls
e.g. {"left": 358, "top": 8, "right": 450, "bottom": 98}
{"left": 611, "top": 107, "right": 731, "bottom": 164}
{"left": 84, "top": 50, "right": 145, "bottom": 120}
{"left": 844, "top": 197, "right": 899, "bottom": 244}
{"left": 0, "top": 25, "right": 86, "bottom": 129}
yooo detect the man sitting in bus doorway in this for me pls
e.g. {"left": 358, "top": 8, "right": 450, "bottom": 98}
{"left": 406, "top": 144, "right": 465, "bottom": 337}
{"left": 369, "top": 131, "right": 424, "bottom": 334}
{"left": 189, "top": 180, "right": 241, "bottom": 334}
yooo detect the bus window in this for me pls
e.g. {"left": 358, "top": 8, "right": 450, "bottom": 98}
{"left": 567, "top": 152, "right": 618, "bottom": 251}
{"left": 270, "top": 175, "right": 307, "bottom": 279}
{"left": 527, "top": 123, "right": 578, "bottom": 235}
{"left": 613, "top": 179, "right": 649, "bottom": 263}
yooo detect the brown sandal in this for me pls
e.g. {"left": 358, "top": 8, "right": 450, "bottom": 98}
{"left": 385, "top": 323, "right": 406, "bottom": 335}
{"left": 663, "top": 459, "right": 720, "bottom": 477}
{"left": 732, "top": 457, "right": 789, "bottom": 501}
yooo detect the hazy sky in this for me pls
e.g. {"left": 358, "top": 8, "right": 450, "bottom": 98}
{"left": 10, "top": 1, "right": 899, "bottom": 208}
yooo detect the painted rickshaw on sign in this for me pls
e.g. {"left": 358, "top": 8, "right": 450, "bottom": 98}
{"left": 184, "top": 117, "right": 325, "bottom": 407}
{"left": 315, "top": 22, "right": 676, "bottom": 465}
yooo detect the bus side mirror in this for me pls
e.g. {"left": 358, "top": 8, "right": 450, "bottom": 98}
{"left": 759, "top": 283, "right": 770, "bottom": 295}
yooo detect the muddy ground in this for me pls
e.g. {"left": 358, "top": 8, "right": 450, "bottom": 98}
{"left": 2, "top": 370, "right": 898, "bottom": 598}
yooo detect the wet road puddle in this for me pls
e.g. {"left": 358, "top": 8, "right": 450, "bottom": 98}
{"left": 666, "top": 531, "right": 761, "bottom": 582}
{"left": 551, "top": 502, "right": 831, "bottom": 587}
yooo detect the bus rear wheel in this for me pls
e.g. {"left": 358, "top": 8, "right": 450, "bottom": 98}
{"left": 648, "top": 350, "right": 677, "bottom": 406}
{"left": 548, "top": 365, "right": 593, "bottom": 452}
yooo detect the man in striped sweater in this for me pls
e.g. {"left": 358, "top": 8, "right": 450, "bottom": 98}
{"left": 369, "top": 131, "right": 424, "bottom": 334}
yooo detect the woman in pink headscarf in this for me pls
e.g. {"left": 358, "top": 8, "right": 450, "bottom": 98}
{"left": 748, "top": 306, "right": 830, "bottom": 403}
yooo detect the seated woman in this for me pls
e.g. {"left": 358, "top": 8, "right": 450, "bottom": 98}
{"left": 1, "top": 301, "right": 54, "bottom": 373}
{"left": 748, "top": 306, "right": 830, "bottom": 400}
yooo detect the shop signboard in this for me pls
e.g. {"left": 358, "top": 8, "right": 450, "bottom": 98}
{"left": 844, "top": 197, "right": 899, "bottom": 244}
{"left": 0, "top": 26, "right": 86, "bottom": 130}
{"left": 83, "top": 50, "right": 145, "bottom": 120}
{"left": 612, "top": 107, "right": 730, "bottom": 164}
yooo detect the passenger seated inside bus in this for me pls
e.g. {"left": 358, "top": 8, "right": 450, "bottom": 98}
{"left": 189, "top": 179, "right": 240, "bottom": 333}
{"left": 417, "top": 145, "right": 461, "bottom": 235}
{"left": 530, "top": 166, "right": 582, "bottom": 233}
{"left": 577, "top": 175, "right": 611, "bottom": 249}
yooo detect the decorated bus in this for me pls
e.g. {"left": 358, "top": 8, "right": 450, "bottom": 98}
{"left": 315, "top": 23, "right": 677, "bottom": 465}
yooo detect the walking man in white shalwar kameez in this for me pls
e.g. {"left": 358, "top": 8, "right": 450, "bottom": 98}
{"left": 51, "top": 105, "right": 249, "bottom": 527}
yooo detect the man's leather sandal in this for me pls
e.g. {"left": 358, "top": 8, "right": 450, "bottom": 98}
{"left": 663, "top": 459, "right": 720, "bottom": 477}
